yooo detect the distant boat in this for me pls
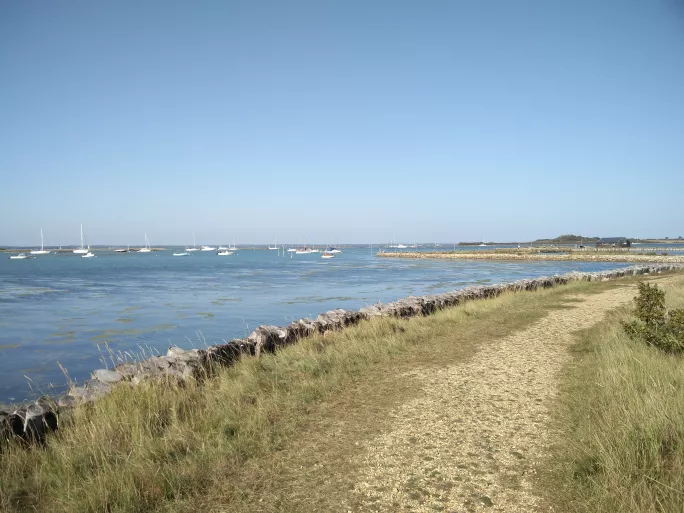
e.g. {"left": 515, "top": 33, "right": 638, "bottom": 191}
{"left": 287, "top": 248, "right": 297, "bottom": 252}
{"left": 268, "top": 238, "right": 278, "bottom": 250}
{"left": 217, "top": 250, "right": 233, "bottom": 256}
{"left": 113, "top": 246, "right": 128, "bottom": 253}
{"left": 201, "top": 245, "right": 216, "bottom": 251}
{"left": 30, "top": 229, "right": 50, "bottom": 255}
{"left": 9, "top": 253, "right": 29, "bottom": 260}
{"left": 479, "top": 238, "right": 487, "bottom": 247}
{"left": 325, "top": 247, "right": 342, "bottom": 254}
{"left": 173, "top": 251, "right": 189, "bottom": 257}
{"left": 138, "top": 233, "right": 152, "bottom": 252}
{"left": 228, "top": 238, "right": 238, "bottom": 251}
{"left": 395, "top": 244, "right": 408, "bottom": 249}
{"left": 186, "top": 233, "right": 200, "bottom": 252}
{"left": 321, "top": 251, "right": 334, "bottom": 259}
{"left": 82, "top": 251, "right": 95, "bottom": 258}
{"left": 73, "top": 224, "right": 89, "bottom": 254}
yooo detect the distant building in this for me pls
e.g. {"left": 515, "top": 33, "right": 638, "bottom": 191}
{"left": 596, "top": 237, "right": 631, "bottom": 248}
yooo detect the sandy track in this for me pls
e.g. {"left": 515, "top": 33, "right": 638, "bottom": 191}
{"left": 352, "top": 285, "right": 640, "bottom": 512}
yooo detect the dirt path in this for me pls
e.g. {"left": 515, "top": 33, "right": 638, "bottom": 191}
{"left": 351, "top": 284, "right": 643, "bottom": 512}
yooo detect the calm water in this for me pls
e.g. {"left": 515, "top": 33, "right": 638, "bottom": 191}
{"left": 0, "top": 247, "right": 632, "bottom": 402}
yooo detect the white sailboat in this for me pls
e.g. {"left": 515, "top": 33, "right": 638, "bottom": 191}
{"left": 138, "top": 233, "right": 152, "bottom": 252}
{"left": 228, "top": 238, "right": 238, "bottom": 251}
{"left": 31, "top": 229, "right": 50, "bottom": 255}
{"left": 73, "top": 224, "right": 89, "bottom": 254}
{"left": 186, "top": 233, "right": 200, "bottom": 252}
{"left": 268, "top": 238, "right": 278, "bottom": 250}
{"left": 201, "top": 245, "right": 216, "bottom": 251}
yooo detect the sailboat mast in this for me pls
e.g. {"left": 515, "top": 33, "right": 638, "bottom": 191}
{"left": 80, "top": 224, "right": 84, "bottom": 249}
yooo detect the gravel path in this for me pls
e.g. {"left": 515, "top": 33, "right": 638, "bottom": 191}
{"left": 352, "top": 285, "right": 638, "bottom": 512}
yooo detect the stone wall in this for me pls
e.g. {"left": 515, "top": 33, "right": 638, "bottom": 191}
{"left": 2, "top": 263, "right": 682, "bottom": 446}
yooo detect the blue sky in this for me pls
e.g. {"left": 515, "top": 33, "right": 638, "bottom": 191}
{"left": 1, "top": 1, "right": 683, "bottom": 246}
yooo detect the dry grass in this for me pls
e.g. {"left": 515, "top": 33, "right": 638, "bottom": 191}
{"left": 548, "top": 275, "right": 684, "bottom": 512}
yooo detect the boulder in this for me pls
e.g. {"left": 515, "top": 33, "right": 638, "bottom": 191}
{"left": 92, "top": 368, "right": 123, "bottom": 384}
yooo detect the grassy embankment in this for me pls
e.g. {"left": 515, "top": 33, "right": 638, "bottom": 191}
{"left": 548, "top": 276, "right": 684, "bottom": 512}
{"left": 1, "top": 273, "right": 683, "bottom": 511}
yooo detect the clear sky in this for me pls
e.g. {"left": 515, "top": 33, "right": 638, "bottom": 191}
{"left": 1, "top": 1, "right": 683, "bottom": 246}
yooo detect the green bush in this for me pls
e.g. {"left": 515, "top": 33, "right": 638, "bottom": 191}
{"left": 622, "top": 282, "right": 684, "bottom": 353}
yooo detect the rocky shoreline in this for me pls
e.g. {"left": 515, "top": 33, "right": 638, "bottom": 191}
{"left": 2, "top": 263, "right": 682, "bottom": 446}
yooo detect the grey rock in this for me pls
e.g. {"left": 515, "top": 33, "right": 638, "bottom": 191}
{"left": 57, "top": 394, "right": 78, "bottom": 408}
{"left": 85, "top": 379, "right": 112, "bottom": 397}
{"left": 92, "top": 368, "right": 123, "bottom": 384}
{"left": 115, "top": 362, "right": 138, "bottom": 380}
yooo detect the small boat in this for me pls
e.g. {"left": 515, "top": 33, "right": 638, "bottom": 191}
{"left": 395, "top": 244, "right": 408, "bottom": 249}
{"left": 287, "top": 248, "right": 297, "bottom": 252}
{"left": 173, "top": 251, "right": 189, "bottom": 257}
{"left": 31, "top": 229, "right": 50, "bottom": 255}
{"left": 201, "top": 245, "right": 216, "bottom": 251}
{"left": 186, "top": 233, "right": 200, "bottom": 251}
{"left": 73, "top": 224, "right": 89, "bottom": 254}
{"left": 228, "top": 238, "right": 238, "bottom": 251}
{"left": 82, "top": 251, "right": 96, "bottom": 258}
{"left": 9, "top": 253, "right": 29, "bottom": 260}
{"left": 113, "top": 247, "right": 128, "bottom": 253}
{"left": 217, "top": 250, "right": 233, "bottom": 256}
{"left": 321, "top": 252, "right": 334, "bottom": 259}
{"left": 268, "top": 238, "right": 278, "bottom": 250}
{"left": 138, "top": 233, "right": 152, "bottom": 252}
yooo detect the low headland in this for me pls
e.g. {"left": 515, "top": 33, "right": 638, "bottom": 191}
{"left": 379, "top": 248, "right": 684, "bottom": 263}
{"left": 1, "top": 263, "right": 683, "bottom": 512}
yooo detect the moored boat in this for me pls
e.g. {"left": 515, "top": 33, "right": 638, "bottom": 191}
{"left": 138, "top": 233, "right": 152, "bottom": 252}
{"left": 30, "top": 229, "right": 50, "bottom": 255}
{"left": 73, "top": 224, "right": 89, "bottom": 254}
{"left": 217, "top": 250, "right": 233, "bottom": 256}
{"left": 9, "top": 253, "right": 29, "bottom": 260}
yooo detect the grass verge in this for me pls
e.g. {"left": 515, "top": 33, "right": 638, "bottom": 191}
{"left": 549, "top": 275, "right": 684, "bottom": 512}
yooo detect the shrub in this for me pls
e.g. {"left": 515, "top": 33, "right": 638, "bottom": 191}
{"left": 622, "top": 282, "right": 684, "bottom": 353}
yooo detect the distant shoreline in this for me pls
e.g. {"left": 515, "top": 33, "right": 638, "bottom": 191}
{"left": 378, "top": 251, "right": 684, "bottom": 263}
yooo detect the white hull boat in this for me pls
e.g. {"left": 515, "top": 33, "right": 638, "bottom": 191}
{"left": 82, "top": 252, "right": 96, "bottom": 258}
{"left": 268, "top": 238, "right": 278, "bottom": 250}
{"left": 201, "top": 246, "right": 216, "bottom": 251}
{"left": 73, "top": 224, "right": 89, "bottom": 254}
{"left": 186, "top": 233, "right": 200, "bottom": 251}
{"left": 173, "top": 252, "right": 189, "bottom": 257}
{"left": 321, "top": 252, "right": 334, "bottom": 259}
{"left": 138, "top": 233, "right": 152, "bottom": 252}
{"left": 9, "top": 253, "right": 29, "bottom": 260}
{"left": 217, "top": 251, "right": 233, "bottom": 256}
{"left": 31, "top": 229, "right": 50, "bottom": 255}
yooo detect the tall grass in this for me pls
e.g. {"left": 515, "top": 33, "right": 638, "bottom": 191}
{"left": 552, "top": 277, "right": 684, "bottom": 512}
